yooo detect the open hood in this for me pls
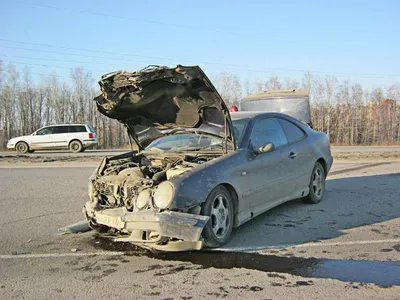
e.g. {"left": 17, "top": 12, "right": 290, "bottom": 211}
{"left": 94, "top": 65, "right": 235, "bottom": 150}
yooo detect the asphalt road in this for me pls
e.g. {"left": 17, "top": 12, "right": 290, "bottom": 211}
{"left": 0, "top": 162, "right": 399, "bottom": 299}
{"left": 1, "top": 145, "right": 400, "bottom": 158}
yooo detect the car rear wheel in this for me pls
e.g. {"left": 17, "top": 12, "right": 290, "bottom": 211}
{"left": 201, "top": 186, "right": 234, "bottom": 248}
{"left": 302, "top": 162, "right": 326, "bottom": 204}
{"left": 15, "top": 141, "right": 29, "bottom": 154}
{"left": 69, "top": 140, "right": 83, "bottom": 153}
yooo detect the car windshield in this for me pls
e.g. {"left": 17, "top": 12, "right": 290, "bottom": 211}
{"left": 145, "top": 133, "right": 224, "bottom": 152}
{"left": 232, "top": 118, "right": 249, "bottom": 145}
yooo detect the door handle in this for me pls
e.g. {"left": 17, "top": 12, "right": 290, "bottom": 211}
{"left": 288, "top": 152, "right": 297, "bottom": 159}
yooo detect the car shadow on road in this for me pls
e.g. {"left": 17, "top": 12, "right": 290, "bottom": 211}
{"left": 221, "top": 172, "right": 400, "bottom": 251}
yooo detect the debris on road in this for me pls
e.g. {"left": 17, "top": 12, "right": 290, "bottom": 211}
{"left": 58, "top": 220, "right": 92, "bottom": 235}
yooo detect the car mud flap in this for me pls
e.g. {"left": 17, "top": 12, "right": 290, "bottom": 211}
{"left": 93, "top": 207, "right": 209, "bottom": 243}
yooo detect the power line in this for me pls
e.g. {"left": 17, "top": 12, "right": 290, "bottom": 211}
{"left": 1, "top": 42, "right": 399, "bottom": 79}
{"left": 29, "top": 72, "right": 68, "bottom": 79}
{"left": 1, "top": 60, "right": 102, "bottom": 73}
{"left": 0, "top": 43, "right": 179, "bottom": 63}
{"left": 0, "top": 38, "right": 285, "bottom": 71}
{"left": 0, "top": 54, "right": 113, "bottom": 66}
{"left": 12, "top": 0, "right": 255, "bottom": 39}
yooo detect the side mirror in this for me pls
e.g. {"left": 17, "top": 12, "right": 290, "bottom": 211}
{"left": 253, "top": 142, "right": 275, "bottom": 155}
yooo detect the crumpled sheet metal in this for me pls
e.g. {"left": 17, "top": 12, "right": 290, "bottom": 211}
{"left": 85, "top": 204, "right": 210, "bottom": 251}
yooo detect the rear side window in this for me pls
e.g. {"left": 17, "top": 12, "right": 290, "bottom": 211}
{"left": 86, "top": 124, "right": 95, "bottom": 133}
{"left": 52, "top": 126, "right": 69, "bottom": 134}
{"left": 250, "top": 118, "right": 288, "bottom": 148}
{"left": 68, "top": 125, "right": 86, "bottom": 133}
{"left": 278, "top": 119, "right": 305, "bottom": 143}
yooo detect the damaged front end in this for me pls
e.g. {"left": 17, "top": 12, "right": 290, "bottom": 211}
{"left": 84, "top": 65, "right": 235, "bottom": 251}
{"left": 84, "top": 151, "right": 217, "bottom": 251}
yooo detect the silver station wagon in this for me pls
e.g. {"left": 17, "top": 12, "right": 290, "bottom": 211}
{"left": 7, "top": 124, "right": 98, "bottom": 153}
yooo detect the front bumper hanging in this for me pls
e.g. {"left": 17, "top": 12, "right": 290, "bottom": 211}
{"left": 84, "top": 202, "right": 209, "bottom": 251}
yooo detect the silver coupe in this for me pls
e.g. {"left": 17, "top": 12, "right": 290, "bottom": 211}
{"left": 84, "top": 65, "right": 333, "bottom": 251}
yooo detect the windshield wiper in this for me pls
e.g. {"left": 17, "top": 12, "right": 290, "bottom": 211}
{"left": 174, "top": 144, "right": 226, "bottom": 152}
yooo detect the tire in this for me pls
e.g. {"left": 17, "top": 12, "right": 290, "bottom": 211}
{"left": 15, "top": 141, "right": 29, "bottom": 154}
{"left": 69, "top": 140, "right": 83, "bottom": 153}
{"left": 302, "top": 162, "right": 326, "bottom": 204}
{"left": 201, "top": 186, "right": 234, "bottom": 248}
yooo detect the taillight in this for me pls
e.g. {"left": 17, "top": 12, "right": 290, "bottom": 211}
{"left": 89, "top": 133, "right": 94, "bottom": 139}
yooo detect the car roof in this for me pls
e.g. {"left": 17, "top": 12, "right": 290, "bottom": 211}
{"left": 241, "top": 89, "right": 309, "bottom": 101}
{"left": 43, "top": 124, "right": 88, "bottom": 127}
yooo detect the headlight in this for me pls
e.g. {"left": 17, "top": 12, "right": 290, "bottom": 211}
{"left": 136, "top": 189, "right": 151, "bottom": 209}
{"left": 88, "top": 180, "right": 95, "bottom": 201}
{"left": 153, "top": 181, "right": 174, "bottom": 209}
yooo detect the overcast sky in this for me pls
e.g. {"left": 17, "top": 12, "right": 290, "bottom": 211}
{"left": 1, "top": 0, "right": 399, "bottom": 89}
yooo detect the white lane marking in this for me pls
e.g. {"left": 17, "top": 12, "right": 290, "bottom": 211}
{"left": 219, "top": 239, "right": 400, "bottom": 252}
{"left": 2, "top": 238, "right": 400, "bottom": 258}
{"left": 0, "top": 251, "right": 125, "bottom": 259}
{"left": 290, "top": 238, "right": 400, "bottom": 248}
{"left": 0, "top": 165, "right": 97, "bottom": 169}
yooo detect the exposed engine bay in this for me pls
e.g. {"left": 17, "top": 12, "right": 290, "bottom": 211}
{"left": 88, "top": 151, "right": 216, "bottom": 214}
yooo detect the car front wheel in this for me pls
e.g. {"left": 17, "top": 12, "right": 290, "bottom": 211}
{"left": 201, "top": 186, "right": 234, "bottom": 248}
{"left": 302, "top": 162, "right": 326, "bottom": 204}
{"left": 15, "top": 141, "right": 29, "bottom": 154}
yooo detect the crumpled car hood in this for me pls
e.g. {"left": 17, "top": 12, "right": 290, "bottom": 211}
{"left": 94, "top": 65, "right": 235, "bottom": 150}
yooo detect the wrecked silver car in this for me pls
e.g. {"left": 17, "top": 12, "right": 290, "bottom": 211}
{"left": 84, "top": 65, "right": 333, "bottom": 251}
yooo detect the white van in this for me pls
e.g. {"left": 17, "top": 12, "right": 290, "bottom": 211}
{"left": 6, "top": 124, "right": 98, "bottom": 153}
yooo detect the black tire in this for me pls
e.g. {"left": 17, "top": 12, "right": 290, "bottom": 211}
{"left": 69, "top": 140, "right": 83, "bottom": 153}
{"left": 302, "top": 162, "right": 326, "bottom": 204}
{"left": 201, "top": 186, "right": 234, "bottom": 248}
{"left": 15, "top": 141, "right": 29, "bottom": 154}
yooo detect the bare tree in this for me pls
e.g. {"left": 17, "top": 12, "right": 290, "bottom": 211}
{"left": 265, "top": 75, "right": 282, "bottom": 90}
{"left": 214, "top": 72, "right": 243, "bottom": 106}
{"left": 283, "top": 78, "right": 299, "bottom": 90}
{"left": 325, "top": 75, "right": 338, "bottom": 139}
{"left": 70, "top": 68, "right": 93, "bottom": 124}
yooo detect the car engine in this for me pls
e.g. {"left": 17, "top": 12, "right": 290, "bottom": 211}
{"left": 89, "top": 152, "right": 212, "bottom": 213}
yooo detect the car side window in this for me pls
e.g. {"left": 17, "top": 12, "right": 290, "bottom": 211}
{"left": 53, "top": 126, "right": 69, "bottom": 134}
{"left": 278, "top": 119, "right": 305, "bottom": 143}
{"left": 250, "top": 118, "right": 288, "bottom": 148}
{"left": 69, "top": 125, "right": 86, "bottom": 133}
{"left": 36, "top": 127, "right": 54, "bottom": 135}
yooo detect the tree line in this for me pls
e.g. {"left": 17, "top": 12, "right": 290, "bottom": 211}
{"left": 0, "top": 60, "right": 399, "bottom": 149}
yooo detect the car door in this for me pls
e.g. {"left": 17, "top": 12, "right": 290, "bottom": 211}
{"left": 278, "top": 118, "right": 314, "bottom": 192}
{"left": 241, "top": 118, "right": 289, "bottom": 210}
{"left": 52, "top": 126, "right": 70, "bottom": 149}
{"left": 31, "top": 126, "right": 55, "bottom": 149}
{"left": 68, "top": 125, "right": 87, "bottom": 144}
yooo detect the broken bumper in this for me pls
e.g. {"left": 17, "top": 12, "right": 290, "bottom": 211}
{"left": 84, "top": 202, "right": 209, "bottom": 251}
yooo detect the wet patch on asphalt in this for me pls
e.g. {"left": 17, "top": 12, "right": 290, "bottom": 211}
{"left": 91, "top": 236, "right": 400, "bottom": 287}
